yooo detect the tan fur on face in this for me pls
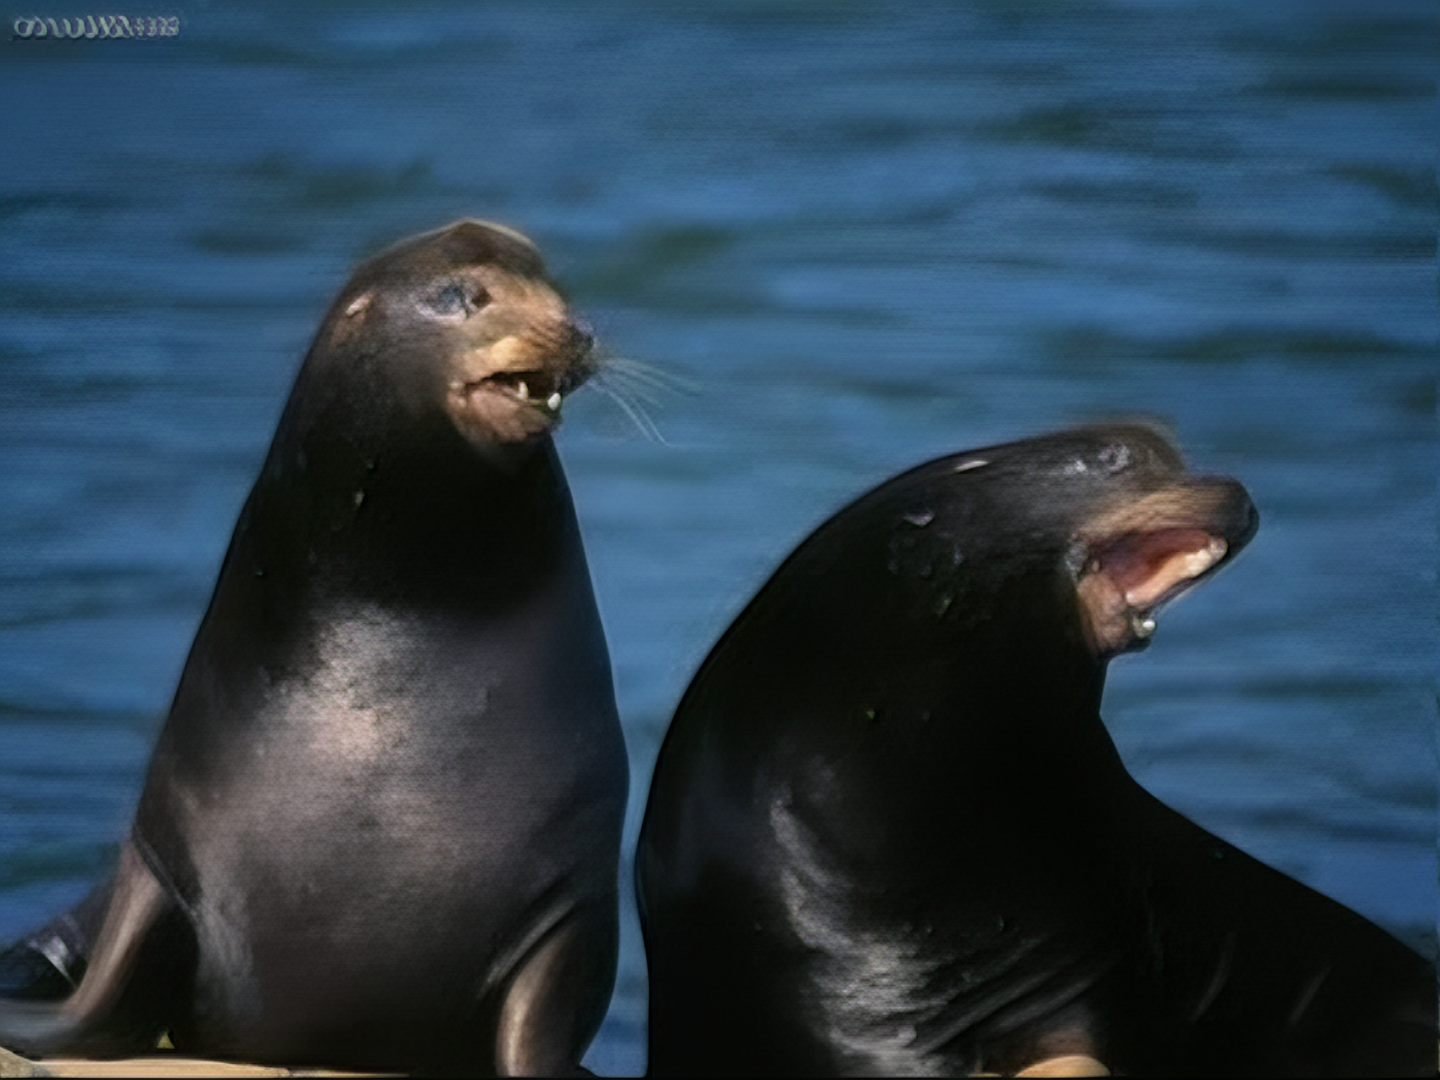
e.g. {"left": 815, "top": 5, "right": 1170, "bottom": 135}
{"left": 440, "top": 270, "right": 591, "bottom": 447}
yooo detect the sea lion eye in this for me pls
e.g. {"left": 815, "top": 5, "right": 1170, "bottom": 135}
{"left": 427, "top": 282, "right": 470, "bottom": 317}
{"left": 1096, "top": 445, "right": 1131, "bottom": 473}
{"left": 425, "top": 282, "right": 493, "bottom": 318}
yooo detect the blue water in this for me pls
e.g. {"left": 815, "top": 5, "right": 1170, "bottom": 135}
{"left": 1, "top": 2, "right": 1434, "bottom": 1074}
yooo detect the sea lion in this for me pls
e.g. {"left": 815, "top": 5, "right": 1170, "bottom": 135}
{"left": 0, "top": 220, "right": 629, "bottom": 1075}
{"left": 637, "top": 424, "right": 1434, "bottom": 1077}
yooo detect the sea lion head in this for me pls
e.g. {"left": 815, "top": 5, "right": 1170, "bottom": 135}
{"left": 674, "top": 424, "right": 1258, "bottom": 771}
{"left": 318, "top": 219, "right": 594, "bottom": 453}
{"left": 863, "top": 423, "right": 1258, "bottom": 662}
{"left": 1059, "top": 426, "right": 1258, "bottom": 657}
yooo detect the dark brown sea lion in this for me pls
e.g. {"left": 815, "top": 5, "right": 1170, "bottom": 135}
{"left": 637, "top": 424, "right": 1434, "bottom": 1077}
{"left": 0, "top": 220, "right": 628, "bottom": 1075}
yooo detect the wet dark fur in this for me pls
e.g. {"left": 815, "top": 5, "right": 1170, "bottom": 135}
{"left": 0, "top": 222, "right": 628, "bottom": 1075}
{"left": 638, "top": 425, "right": 1434, "bottom": 1077}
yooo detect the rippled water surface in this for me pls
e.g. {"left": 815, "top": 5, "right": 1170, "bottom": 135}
{"left": 1, "top": 2, "right": 1434, "bottom": 1073}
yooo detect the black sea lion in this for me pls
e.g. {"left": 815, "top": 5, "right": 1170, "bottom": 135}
{"left": 637, "top": 424, "right": 1434, "bottom": 1077}
{"left": 0, "top": 220, "right": 628, "bottom": 1075}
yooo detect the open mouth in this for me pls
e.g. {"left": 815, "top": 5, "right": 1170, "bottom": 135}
{"left": 478, "top": 369, "right": 568, "bottom": 413}
{"left": 1072, "top": 482, "right": 1255, "bottom": 656}
{"left": 1080, "top": 528, "right": 1228, "bottom": 646}
{"left": 443, "top": 322, "right": 597, "bottom": 446}
{"left": 446, "top": 365, "right": 588, "bottom": 445}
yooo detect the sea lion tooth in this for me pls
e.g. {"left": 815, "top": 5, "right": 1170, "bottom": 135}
{"left": 516, "top": 379, "right": 530, "bottom": 400}
{"left": 1190, "top": 537, "right": 1227, "bottom": 573}
{"left": 546, "top": 391, "right": 563, "bottom": 411}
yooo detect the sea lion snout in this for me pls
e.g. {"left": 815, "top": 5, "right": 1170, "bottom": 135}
{"left": 558, "top": 320, "right": 596, "bottom": 363}
{"left": 444, "top": 310, "right": 595, "bottom": 446}
{"left": 1073, "top": 472, "right": 1257, "bottom": 657}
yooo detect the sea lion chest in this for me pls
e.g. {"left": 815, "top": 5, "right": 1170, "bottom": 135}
{"left": 129, "top": 482, "right": 623, "bottom": 1056}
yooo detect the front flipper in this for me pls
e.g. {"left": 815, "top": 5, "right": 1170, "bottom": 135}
{"left": 0, "top": 842, "right": 192, "bottom": 1058}
{"left": 0, "top": 877, "right": 115, "bottom": 1001}
{"left": 495, "top": 903, "right": 619, "bottom": 1077}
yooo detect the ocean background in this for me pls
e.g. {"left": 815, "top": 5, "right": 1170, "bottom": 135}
{"left": 0, "top": 2, "right": 1433, "bottom": 1073}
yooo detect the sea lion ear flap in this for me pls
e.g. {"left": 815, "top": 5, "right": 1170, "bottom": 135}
{"left": 329, "top": 291, "right": 374, "bottom": 347}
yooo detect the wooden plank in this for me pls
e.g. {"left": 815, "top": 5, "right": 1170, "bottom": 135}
{"left": 0, "top": 1046, "right": 395, "bottom": 1078}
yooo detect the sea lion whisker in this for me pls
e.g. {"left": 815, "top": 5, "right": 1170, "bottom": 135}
{"left": 598, "top": 354, "right": 699, "bottom": 400}
{"left": 598, "top": 372, "right": 667, "bottom": 410}
{"left": 589, "top": 376, "right": 670, "bottom": 444}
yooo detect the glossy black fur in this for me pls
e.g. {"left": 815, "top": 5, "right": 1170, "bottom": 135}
{"left": 638, "top": 425, "right": 1434, "bottom": 1077}
{"left": 0, "top": 222, "right": 628, "bottom": 1074}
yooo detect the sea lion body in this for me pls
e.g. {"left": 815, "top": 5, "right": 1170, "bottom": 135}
{"left": 637, "top": 425, "right": 1433, "bottom": 1076}
{"left": 0, "top": 221, "right": 628, "bottom": 1074}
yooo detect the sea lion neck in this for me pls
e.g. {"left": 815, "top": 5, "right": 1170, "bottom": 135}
{"left": 852, "top": 570, "right": 1114, "bottom": 774}
{"left": 699, "top": 527, "right": 1112, "bottom": 783}
{"left": 231, "top": 425, "right": 577, "bottom": 619}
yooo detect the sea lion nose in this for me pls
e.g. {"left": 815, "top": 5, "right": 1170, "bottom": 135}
{"left": 566, "top": 323, "right": 594, "bottom": 357}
